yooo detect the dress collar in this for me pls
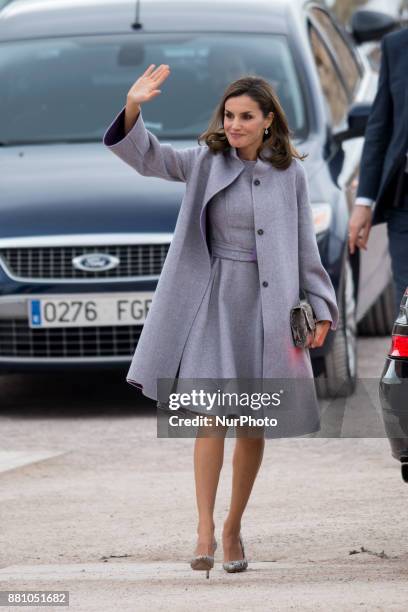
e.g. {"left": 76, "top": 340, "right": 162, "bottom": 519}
{"left": 228, "top": 145, "right": 274, "bottom": 175}
{"left": 229, "top": 146, "right": 252, "bottom": 162}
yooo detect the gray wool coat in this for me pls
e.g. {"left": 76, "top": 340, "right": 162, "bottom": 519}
{"left": 103, "top": 106, "right": 339, "bottom": 409}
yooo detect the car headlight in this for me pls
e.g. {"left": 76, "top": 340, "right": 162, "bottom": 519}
{"left": 311, "top": 203, "right": 332, "bottom": 235}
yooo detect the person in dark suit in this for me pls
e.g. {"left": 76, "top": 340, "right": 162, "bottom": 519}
{"left": 349, "top": 27, "right": 408, "bottom": 316}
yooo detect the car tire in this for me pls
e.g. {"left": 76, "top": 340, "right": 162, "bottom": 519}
{"left": 357, "top": 280, "right": 395, "bottom": 336}
{"left": 315, "top": 255, "right": 357, "bottom": 398}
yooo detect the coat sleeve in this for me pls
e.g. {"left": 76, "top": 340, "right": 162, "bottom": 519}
{"left": 356, "top": 34, "right": 392, "bottom": 201}
{"left": 103, "top": 106, "right": 200, "bottom": 182}
{"left": 296, "top": 162, "right": 339, "bottom": 331}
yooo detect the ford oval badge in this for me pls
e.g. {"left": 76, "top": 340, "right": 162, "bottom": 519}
{"left": 72, "top": 253, "right": 120, "bottom": 272}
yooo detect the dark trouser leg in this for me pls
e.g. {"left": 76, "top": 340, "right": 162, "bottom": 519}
{"left": 386, "top": 209, "right": 408, "bottom": 318}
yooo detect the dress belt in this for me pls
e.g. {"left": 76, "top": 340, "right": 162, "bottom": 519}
{"left": 210, "top": 239, "right": 257, "bottom": 262}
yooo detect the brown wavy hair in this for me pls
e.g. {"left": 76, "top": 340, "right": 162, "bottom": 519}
{"left": 198, "top": 75, "right": 306, "bottom": 169}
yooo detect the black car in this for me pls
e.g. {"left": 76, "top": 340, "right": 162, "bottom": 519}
{"left": 379, "top": 287, "right": 408, "bottom": 481}
{"left": 0, "top": 0, "right": 398, "bottom": 397}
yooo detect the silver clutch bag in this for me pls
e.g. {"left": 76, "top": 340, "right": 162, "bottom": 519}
{"left": 290, "top": 299, "right": 316, "bottom": 348}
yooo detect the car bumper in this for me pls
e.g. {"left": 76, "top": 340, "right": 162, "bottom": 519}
{"left": 0, "top": 276, "right": 156, "bottom": 372}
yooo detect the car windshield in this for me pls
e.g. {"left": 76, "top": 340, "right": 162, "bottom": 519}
{"left": 0, "top": 33, "right": 307, "bottom": 144}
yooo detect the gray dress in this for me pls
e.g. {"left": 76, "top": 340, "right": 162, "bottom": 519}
{"left": 174, "top": 159, "right": 264, "bottom": 415}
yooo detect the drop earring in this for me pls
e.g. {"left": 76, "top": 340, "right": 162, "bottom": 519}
{"left": 264, "top": 128, "right": 269, "bottom": 135}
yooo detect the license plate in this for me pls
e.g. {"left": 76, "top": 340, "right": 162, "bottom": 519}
{"left": 28, "top": 293, "right": 154, "bottom": 328}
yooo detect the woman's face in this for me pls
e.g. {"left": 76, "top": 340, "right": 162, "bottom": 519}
{"left": 223, "top": 94, "right": 273, "bottom": 154}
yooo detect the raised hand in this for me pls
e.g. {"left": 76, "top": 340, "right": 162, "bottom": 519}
{"left": 126, "top": 64, "right": 171, "bottom": 108}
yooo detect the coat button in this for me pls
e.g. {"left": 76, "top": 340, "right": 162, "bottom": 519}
{"left": 254, "top": 179, "right": 260, "bottom": 186}
{"left": 257, "top": 229, "right": 264, "bottom": 235}
{"left": 262, "top": 281, "right": 268, "bottom": 287}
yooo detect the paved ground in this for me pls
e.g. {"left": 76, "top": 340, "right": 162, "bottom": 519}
{"left": 1, "top": 336, "right": 408, "bottom": 611}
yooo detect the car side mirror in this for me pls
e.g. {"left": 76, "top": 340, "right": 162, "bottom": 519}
{"left": 333, "top": 102, "right": 372, "bottom": 144}
{"left": 351, "top": 10, "right": 397, "bottom": 44}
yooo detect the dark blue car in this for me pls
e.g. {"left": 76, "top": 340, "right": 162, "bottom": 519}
{"left": 0, "top": 0, "right": 398, "bottom": 397}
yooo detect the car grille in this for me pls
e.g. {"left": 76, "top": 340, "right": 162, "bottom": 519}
{"left": 0, "top": 244, "right": 170, "bottom": 280}
{"left": 0, "top": 319, "right": 142, "bottom": 358}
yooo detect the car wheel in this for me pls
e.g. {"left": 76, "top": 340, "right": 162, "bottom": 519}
{"left": 315, "top": 255, "right": 357, "bottom": 398}
{"left": 357, "top": 280, "right": 395, "bottom": 336}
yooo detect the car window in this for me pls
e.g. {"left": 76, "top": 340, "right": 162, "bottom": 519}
{"left": 0, "top": 33, "right": 308, "bottom": 144}
{"left": 310, "top": 7, "right": 361, "bottom": 96}
{"left": 308, "top": 25, "right": 349, "bottom": 127}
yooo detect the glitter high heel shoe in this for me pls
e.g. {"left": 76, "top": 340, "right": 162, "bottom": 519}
{"left": 190, "top": 538, "right": 217, "bottom": 579}
{"left": 222, "top": 533, "right": 248, "bottom": 573}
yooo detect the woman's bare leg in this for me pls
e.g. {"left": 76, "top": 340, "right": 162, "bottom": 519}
{"left": 193, "top": 419, "right": 228, "bottom": 556}
{"left": 222, "top": 427, "right": 265, "bottom": 560}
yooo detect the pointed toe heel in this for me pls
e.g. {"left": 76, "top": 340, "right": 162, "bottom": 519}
{"left": 190, "top": 539, "right": 217, "bottom": 579}
{"left": 222, "top": 534, "right": 248, "bottom": 573}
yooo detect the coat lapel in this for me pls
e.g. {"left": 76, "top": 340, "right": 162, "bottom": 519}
{"left": 199, "top": 147, "right": 244, "bottom": 243}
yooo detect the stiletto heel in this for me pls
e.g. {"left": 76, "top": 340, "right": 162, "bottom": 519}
{"left": 222, "top": 533, "right": 248, "bottom": 573}
{"left": 190, "top": 539, "right": 217, "bottom": 579}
